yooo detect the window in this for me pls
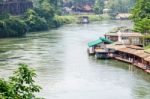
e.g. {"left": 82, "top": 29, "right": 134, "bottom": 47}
{"left": 122, "top": 37, "right": 128, "bottom": 40}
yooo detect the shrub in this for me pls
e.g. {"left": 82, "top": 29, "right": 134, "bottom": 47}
{"left": 51, "top": 15, "right": 75, "bottom": 28}
{"left": 25, "top": 9, "right": 48, "bottom": 32}
{"left": 0, "top": 64, "right": 43, "bottom": 99}
{"left": 0, "top": 17, "right": 27, "bottom": 37}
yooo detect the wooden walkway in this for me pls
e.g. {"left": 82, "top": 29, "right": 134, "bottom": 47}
{"left": 114, "top": 56, "right": 150, "bottom": 74}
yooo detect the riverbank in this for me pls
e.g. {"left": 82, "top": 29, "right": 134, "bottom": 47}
{"left": 0, "top": 13, "right": 111, "bottom": 38}
{"left": 57, "top": 14, "right": 112, "bottom": 24}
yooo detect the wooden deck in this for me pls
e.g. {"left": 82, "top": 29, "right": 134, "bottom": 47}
{"left": 133, "top": 63, "right": 147, "bottom": 70}
{"left": 114, "top": 57, "right": 133, "bottom": 64}
{"left": 114, "top": 56, "right": 150, "bottom": 74}
{"left": 145, "top": 70, "right": 150, "bottom": 74}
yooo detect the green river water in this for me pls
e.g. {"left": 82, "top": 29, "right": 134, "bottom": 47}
{"left": 0, "top": 20, "right": 149, "bottom": 99}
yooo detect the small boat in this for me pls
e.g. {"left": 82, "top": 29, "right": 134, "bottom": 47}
{"left": 77, "top": 16, "right": 89, "bottom": 24}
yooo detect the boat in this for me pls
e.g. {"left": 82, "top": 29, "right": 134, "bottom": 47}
{"left": 77, "top": 16, "right": 89, "bottom": 24}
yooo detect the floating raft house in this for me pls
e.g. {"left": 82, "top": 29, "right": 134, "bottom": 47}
{"left": 87, "top": 37, "right": 113, "bottom": 58}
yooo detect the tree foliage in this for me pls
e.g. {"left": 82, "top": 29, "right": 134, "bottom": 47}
{"left": 0, "top": 64, "right": 43, "bottom": 99}
{"left": 108, "top": 0, "right": 135, "bottom": 13}
{"left": 131, "top": 0, "right": 150, "bottom": 21}
{"left": 0, "top": 15, "right": 27, "bottom": 38}
{"left": 70, "top": 0, "right": 95, "bottom": 4}
{"left": 25, "top": 9, "right": 48, "bottom": 32}
{"left": 34, "top": 0, "right": 55, "bottom": 25}
{"left": 131, "top": 0, "right": 150, "bottom": 33}
{"left": 93, "top": 0, "right": 104, "bottom": 14}
{"left": 134, "top": 18, "right": 150, "bottom": 33}
{"left": 0, "top": 0, "right": 57, "bottom": 37}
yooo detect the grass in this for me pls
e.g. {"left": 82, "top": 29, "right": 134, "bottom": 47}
{"left": 83, "top": 14, "right": 103, "bottom": 21}
{"left": 55, "top": 14, "right": 111, "bottom": 24}
{"left": 54, "top": 15, "right": 76, "bottom": 24}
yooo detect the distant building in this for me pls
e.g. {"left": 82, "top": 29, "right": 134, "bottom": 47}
{"left": 83, "top": 4, "right": 92, "bottom": 12}
{"left": 116, "top": 13, "right": 132, "bottom": 20}
{"left": 103, "top": 9, "right": 112, "bottom": 14}
{"left": 105, "top": 32, "right": 118, "bottom": 42}
{"left": 105, "top": 27, "right": 143, "bottom": 45}
{"left": 105, "top": 27, "right": 126, "bottom": 42}
{"left": 62, "top": 7, "right": 72, "bottom": 15}
{"left": 118, "top": 31, "right": 143, "bottom": 45}
{"left": 0, "top": 0, "right": 33, "bottom": 15}
{"left": 103, "top": 0, "right": 112, "bottom": 15}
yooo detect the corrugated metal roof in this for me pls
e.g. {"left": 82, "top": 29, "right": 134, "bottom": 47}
{"left": 88, "top": 39, "right": 103, "bottom": 47}
{"left": 137, "top": 52, "right": 150, "bottom": 58}
{"left": 100, "top": 37, "right": 113, "bottom": 43}
{"left": 106, "top": 44, "right": 126, "bottom": 50}
{"left": 119, "top": 32, "right": 143, "bottom": 37}
{"left": 105, "top": 33, "right": 118, "bottom": 36}
{"left": 127, "top": 45, "right": 144, "bottom": 50}
{"left": 144, "top": 56, "right": 150, "bottom": 62}
{"left": 88, "top": 38, "right": 113, "bottom": 47}
{"left": 107, "top": 43, "right": 150, "bottom": 62}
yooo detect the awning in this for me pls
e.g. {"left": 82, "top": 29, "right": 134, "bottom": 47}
{"left": 88, "top": 39, "right": 103, "bottom": 47}
{"left": 88, "top": 37, "right": 113, "bottom": 47}
{"left": 100, "top": 37, "right": 113, "bottom": 44}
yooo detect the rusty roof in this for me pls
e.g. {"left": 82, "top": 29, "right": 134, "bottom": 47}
{"left": 126, "top": 45, "right": 144, "bottom": 50}
{"left": 104, "top": 33, "right": 118, "bottom": 36}
{"left": 137, "top": 52, "right": 150, "bottom": 58}
{"left": 119, "top": 32, "right": 143, "bottom": 37}
{"left": 106, "top": 44, "right": 126, "bottom": 50}
{"left": 144, "top": 56, "right": 150, "bottom": 62}
{"left": 107, "top": 43, "right": 150, "bottom": 62}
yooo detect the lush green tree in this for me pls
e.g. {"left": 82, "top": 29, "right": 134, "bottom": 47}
{"left": 93, "top": 0, "right": 104, "bottom": 14}
{"left": 108, "top": 0, "right": 136, "bottom": 13}
{"left": 134, "top": 18, "right": 150, "bottom": 33}
{"left": 131, "top": 0, "right": 150, "bottom": 21}
{"left": 0, "top": 13, "right": 10, "bottom": 20}
{"left": 35, "top": 0, "right": 54, "bottom": 20}
{"left": 131, "top": 0, "right": 150, "bottom": 34}
{"left": 25, "top": 9, "right": 48, "bottom": 32}
{"left": 0, "top": 17, "right": 27, "bottom": 37}
{"left": 39, "top": 0, "right": 59, "bottom": 12}
{"left": 34, "top": 0, "right": 56, "bottom": 27}
{"left": 0, "top": 0, "right": 63, "bottom": 37}
{"left": 0, "top": 64, "right": 43, "bottom": 99}
{"left": 70, "top": 0, "right": 95, "bottom": 4}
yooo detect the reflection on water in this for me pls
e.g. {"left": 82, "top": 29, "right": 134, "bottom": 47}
{"left": 0, "top": 20, "right": 149, "bottom": 99}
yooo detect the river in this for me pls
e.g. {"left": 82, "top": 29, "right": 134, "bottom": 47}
{"left": 0, "top": 20, "right": 149, "bottom": 99}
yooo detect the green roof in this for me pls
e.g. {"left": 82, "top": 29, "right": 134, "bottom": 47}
{"left": 88, "top": 39, "right": 103, "bottom": 47}
{"left": 88, "top": 37, "right": 113, "bottom": 47}
{"left": 100, "top": 37, "right": 113, "bottom": 44}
